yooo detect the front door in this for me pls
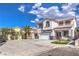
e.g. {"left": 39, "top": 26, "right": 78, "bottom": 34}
{"left": 56, "top": 32, "right": 61, "bottom": 39}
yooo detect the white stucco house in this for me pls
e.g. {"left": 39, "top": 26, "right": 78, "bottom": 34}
{"left": 32, "top": 16, "right": 77, "bottom": 40}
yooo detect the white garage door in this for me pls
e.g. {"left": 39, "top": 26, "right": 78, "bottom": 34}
{"left": 39, "top": 33, "right": 50, "bottom": 40}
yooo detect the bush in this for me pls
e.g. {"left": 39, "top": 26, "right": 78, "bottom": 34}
{"left": 51, "top": 40, "right": 69, "bottom": 44}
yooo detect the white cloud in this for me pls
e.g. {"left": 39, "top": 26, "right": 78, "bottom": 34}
{"left": 38, "top": 7, "right": 47, "bottom": 13}
{"left": 67, "top": 11, "right": 75, "bottom": 16}
{"left": 32, "top": 3, "right": 42, "bottom": 9}
{"left": 62, "top": 3, "right": 72, "bottom": 10}
{"left": 43, "top": 6, "right": 61, "bottom": 19}
{"left": 29, "top": 10, "right": 39, "bottom": 14}
{"left": 18, "top": 5, "right": 25, "bottom": 13}
{"left": 29, "top": 3, "right": 79, "bottom": 20}
{"left": 29, "top": 7, "right": 47, "bottom": 18}
{"left": 60, "top": 3, "right": 79, "bottom": 19}
{"left": 57, "top": 13, "right": 64, "bottom": 17}
{"left": 29, "top": 5, "right": 64, "bottom": 19}
{"left": 30, "top": 20, "right": 35, "bottom": 23}
{"left": 30, "top": 18, "right": 39, "bottom": 23}
{"left": 48, "top": 6, "right": 59, "bottom": 12}
{"left": 35, "top": 18, "right": 39, "bottom": 22}
{"left": 62, "top": 3, "right": 78, "bottom": 13}
{"left": 37, "top": 15, "right": 42, "bottom": 18}
{"left": 38, "top": 7, "right": 46, "bottom": 10}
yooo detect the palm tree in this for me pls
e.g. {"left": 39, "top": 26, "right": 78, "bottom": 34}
{"left": 23, "top": 26, "right": 32, "bottom": 39}
{"left": 13, "top": 27, "right": 22, "bottom": 40}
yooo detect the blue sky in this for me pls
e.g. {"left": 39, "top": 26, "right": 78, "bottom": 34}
{"left": 0, "top": 3, "right": 79, "bottom": 28}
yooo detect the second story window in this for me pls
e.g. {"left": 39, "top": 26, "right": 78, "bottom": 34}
{"left": 59, "top": 21, "right": 63, "bottom": 26}
{"left": 65, "top": 20, "right": 71, "bottom": 25}
{"left": 46, "top": 21, "right": 50, "bottom": 27}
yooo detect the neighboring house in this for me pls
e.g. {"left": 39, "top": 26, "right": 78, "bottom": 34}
{"left": 31, "top": 27, "right": 40, "bottom": 39}
{"left": 33, "top": 16, "right": 77, "bottom": 40}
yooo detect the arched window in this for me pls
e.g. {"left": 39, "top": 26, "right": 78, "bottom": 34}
{"left": 46, "top": 21, "right": 50, "bottom": 27}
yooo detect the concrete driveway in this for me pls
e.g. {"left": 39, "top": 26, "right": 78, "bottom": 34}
{"left": 0, "top": 39, "right": 53, "bottom": 56}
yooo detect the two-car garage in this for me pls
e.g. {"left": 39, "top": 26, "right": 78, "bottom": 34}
{"left": 39, "top": 33, "right": 50, "bottom": 40}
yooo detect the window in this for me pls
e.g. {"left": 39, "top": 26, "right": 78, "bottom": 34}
{"left": 46, "top": 21, "right": 50, "bottom": 27}
{"left": 59, "top": 21, "right": 63, "bottom": 26}
{"left": 65, "top": 20, "right": 71, "bottom": 25}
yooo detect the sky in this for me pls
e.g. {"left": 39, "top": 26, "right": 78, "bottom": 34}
{"left": 0, "top": 3, "right": 79, "bottom": 28}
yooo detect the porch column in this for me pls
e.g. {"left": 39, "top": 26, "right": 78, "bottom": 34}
{"left": 71, "top": 29, "right": 75, "bottom": 38}
{"left": 61, "top": 31, "right": 64, "bottom": 39}
{"left": 52, "top": 30, "right": 56, "bottom": 39}
{"left": 69, "top": 29, "right": 72, "bottom": 38}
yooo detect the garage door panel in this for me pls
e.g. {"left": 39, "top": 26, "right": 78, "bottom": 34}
{"left": 39, "top": 34, "right": 50, "bottom": 40}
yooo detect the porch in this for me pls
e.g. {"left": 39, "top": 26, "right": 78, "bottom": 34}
{"left": 54, "top": 27, "right": 74, "bottom": 40}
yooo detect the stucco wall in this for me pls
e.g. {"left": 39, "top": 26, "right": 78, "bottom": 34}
{"left": 71, "top": 18, "right": 77, "bottom": 38}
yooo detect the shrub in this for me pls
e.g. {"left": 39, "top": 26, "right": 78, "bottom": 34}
{"left": 51, "top": 40, "right": 69, "bottom": 44}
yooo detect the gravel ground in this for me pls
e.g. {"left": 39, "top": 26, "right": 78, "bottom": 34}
{"left": 38, "top": 47, "right": 79, "bottom": 56}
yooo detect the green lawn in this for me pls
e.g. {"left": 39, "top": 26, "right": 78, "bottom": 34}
{"left": 51, "top": 40, "right": 70, "bottom": 45}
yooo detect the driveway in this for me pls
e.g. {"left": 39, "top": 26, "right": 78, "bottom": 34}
{"left": 0, "top": 39, "right": 53, "bottom": 56}
{"left": 38, "top": 47, "right": 79, "bottom": 56}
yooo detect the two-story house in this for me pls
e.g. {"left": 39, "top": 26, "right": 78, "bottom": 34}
{"left": 33, "top": 16, "right": 77, "bottom": 40}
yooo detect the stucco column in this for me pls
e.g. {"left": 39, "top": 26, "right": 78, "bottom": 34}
{"left": 61, "top": 31, "right": 64, "bottom": 39}
{"left": 69, "top": 29, "right": 72, "bottom": 38}
{"left": 52, "top": 30, "right": 56, "bottom": 39}
{"left": 72, "top": 29, "right": 75, "bottom": 38}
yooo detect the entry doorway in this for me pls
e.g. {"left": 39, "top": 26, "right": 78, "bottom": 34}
{"left": 56, "top": 31, "right": 61, "bottom": 39}
{"left": 55, "top": 30, "right": 69, "bottom": 39}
